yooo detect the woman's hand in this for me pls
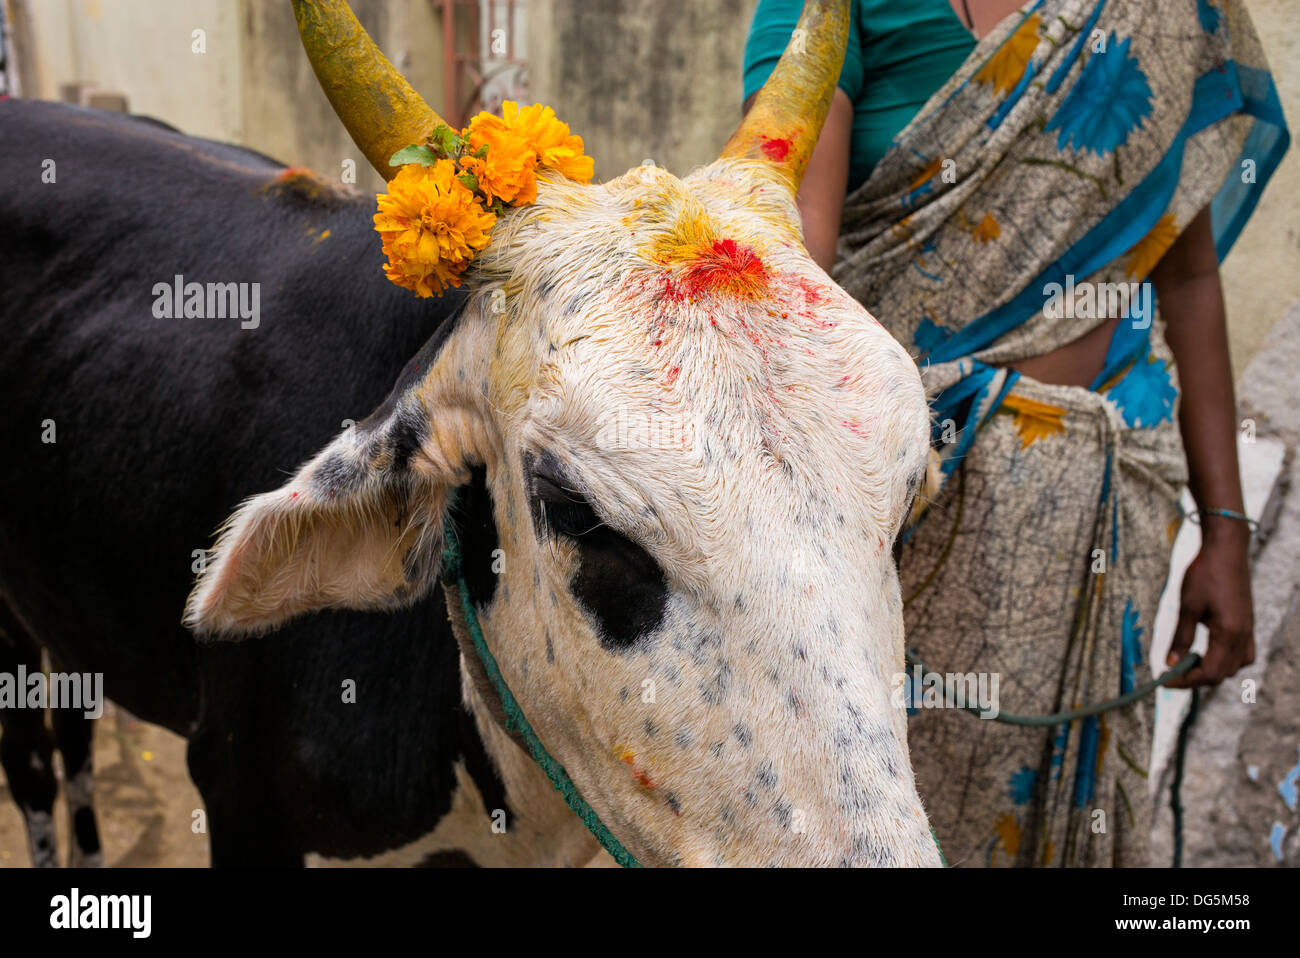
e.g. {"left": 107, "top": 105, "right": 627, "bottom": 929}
{"left": 1155, "top": 206, "right": 1256, "bottom": 689}
{"left": 1164, "top": 519, "right": 1255, "bottom": 689}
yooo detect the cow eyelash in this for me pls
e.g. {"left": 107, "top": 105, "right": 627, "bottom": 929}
{"left": 541, "top": 498, "right": 606, "bottom": 538}
{"left": 532, "top": 474, "right": 606, "bottom": 538}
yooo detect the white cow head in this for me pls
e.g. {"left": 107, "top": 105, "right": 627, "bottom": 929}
{"left": 186, "top": 0, "right": 941, "bottom": 867}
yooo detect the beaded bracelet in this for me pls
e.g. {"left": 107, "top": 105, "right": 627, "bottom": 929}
{"left": 1184, "top": 506, "right": 1260, "bottom": 535}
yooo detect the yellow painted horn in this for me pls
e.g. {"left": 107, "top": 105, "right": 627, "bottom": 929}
{"left": 719, "top": 0, "right": 850, "bottom": 192}
{"left": 291, "top": 0, "right": 443, "bottom": 180}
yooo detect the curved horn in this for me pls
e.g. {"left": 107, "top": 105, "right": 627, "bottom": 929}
{"left": 720, "top": 0, "right": 850, "bottom": 191}
{"left": 292, "top": 0, "right": 444, "bottom": 179}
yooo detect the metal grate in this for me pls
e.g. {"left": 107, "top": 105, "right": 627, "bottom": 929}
{"left": 439, "top": 0, "right": 529, "bottom": 127}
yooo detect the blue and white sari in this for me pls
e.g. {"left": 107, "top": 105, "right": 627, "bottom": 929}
{"left": 833, "top": 0, "right": 1287, "bottom": 865}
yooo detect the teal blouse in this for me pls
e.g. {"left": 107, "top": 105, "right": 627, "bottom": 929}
{"left": 743, "top": 0, "right": 977, "bottom": 192}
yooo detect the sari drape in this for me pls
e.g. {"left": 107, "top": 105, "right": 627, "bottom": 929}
{"left": 832, "top": 0, "right": 1287, "bottom": 865}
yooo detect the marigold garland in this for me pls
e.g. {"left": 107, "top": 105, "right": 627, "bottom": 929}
{"left": 373, "top": 101, "right": 594, "bottom": 297}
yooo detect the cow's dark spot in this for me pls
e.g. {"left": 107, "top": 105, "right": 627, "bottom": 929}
{"left": 687, "top": 629, "right": 722, "bottom": 666}
{"left": 756, "top": 760, "right": 777, "bottom": 790}
{"left": 848, "top": 833, "right": 895, "bottom": 867}
{"left": 313, "top": 450, "right": 365, "bottom": 497}
{"left": 772, "top": 800, "right": 792, "bottom": 829}
{"left": 644, "top": 719, "right": 658, "bottom": 738}
{"left": 732, "top": 723, "right": 752, "bottom": 748}
{"left": 701, "top": 659, "right": 732, "bottom": 706}
{"left": 524, "top": 449, "right": 668, "bottom": 650}
{"left": 387, "top": 404, "right": 430, "bottom": 473}
{"left": 545, "top": 632, "right": 555, "bottom": 664}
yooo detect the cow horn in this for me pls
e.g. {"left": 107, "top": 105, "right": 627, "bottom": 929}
{"left": 719, "top": 0, "right": 850, "bottom": 192}
{"left": 292, "top": 0, "right": 444, "bottom": 180}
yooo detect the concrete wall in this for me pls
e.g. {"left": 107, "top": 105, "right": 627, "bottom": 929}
{"left": 529, "top": 0, "right": 759, "bottom": 181}
{"left": 1219, "top": 0, "right": 1300, "bottom": 380}
{"left": 15, "top": 0, "right": 459, "bottom": 194}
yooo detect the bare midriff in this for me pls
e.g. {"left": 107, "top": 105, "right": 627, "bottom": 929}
{"left": 991, "top": 315, "right": 1122, "bottom": 389}
{"left": 932, "top": 2, "right": 1127, "bottom": 390}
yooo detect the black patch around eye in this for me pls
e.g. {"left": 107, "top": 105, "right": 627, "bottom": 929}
{"left": 524, "top": 450, "right": 668, "bottom": 651}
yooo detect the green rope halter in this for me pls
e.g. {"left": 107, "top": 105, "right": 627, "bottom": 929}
{"left": 440, "top": 521, "right": 642, "bottom": 867}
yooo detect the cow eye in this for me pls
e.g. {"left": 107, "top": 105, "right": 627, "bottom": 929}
{"left": 536, "top": 478, "right": 603, "bottom": 538}
{"left": 526, "top": 452, "right": 604, "bottom": 539}
{"left": 523, "top": 449, "right": 669, "bottom": 650}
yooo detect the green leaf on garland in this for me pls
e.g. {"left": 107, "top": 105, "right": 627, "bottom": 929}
{"left": 429, "top": 123, "right": 461, "bottom": 157}
{"left": 473, "top": 144, "right": 489, "bottom": 159}
{"left": 456, "top": 172, "right": 479, "bottom": 192}
{"left": 389, "top": 144, "right": 440, "bottom": 167}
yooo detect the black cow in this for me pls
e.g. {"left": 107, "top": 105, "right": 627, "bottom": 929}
{"left": 0, "top": 98, "right": 511, "bottom": 866}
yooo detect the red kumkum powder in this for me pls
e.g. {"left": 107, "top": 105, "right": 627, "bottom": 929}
{"left": 681, "top": 238, "right": 769, "bottom": 300}
{"left": 759, "top": 135, "right": 793, "bottom": 161}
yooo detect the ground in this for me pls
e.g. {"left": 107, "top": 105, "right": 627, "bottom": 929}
{"left": 0, "top": 701, "right": 207, "bottom": 868}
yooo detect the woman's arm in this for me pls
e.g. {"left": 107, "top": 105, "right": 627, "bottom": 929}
{"left": 742, "top": 87, "right": 853, "bottom": 272}
{"left": 1151, "top": 206, "right": 1256, "bottom": 689}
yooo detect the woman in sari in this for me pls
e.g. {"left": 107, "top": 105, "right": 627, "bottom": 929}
{"left": 744, "top": 0, "right": 1288, "bottom": 866}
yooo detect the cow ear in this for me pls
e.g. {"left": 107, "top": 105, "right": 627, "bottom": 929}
{"left": 184, "top": 319, "right": 492, "bottom": 637}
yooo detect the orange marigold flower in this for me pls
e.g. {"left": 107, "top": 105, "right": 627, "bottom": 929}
{"left": 475, "top": 100, "right": 595, "bottom": 184}
{"left": 974, "top": 13, "right": 1042, "bottom": 95}
{"left": 463, "top": 116, "right": 539, "bottom": 205}
{"left": 373, "top": 160, "right": 497, "bottom": 298}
